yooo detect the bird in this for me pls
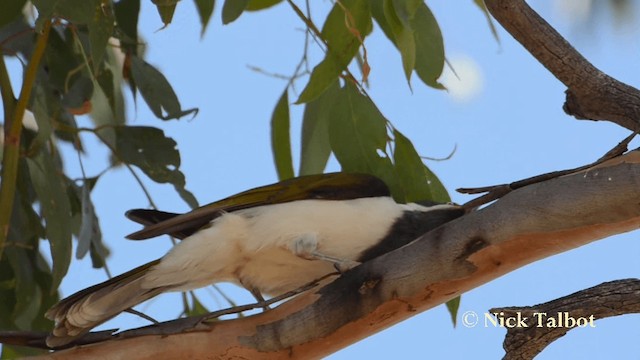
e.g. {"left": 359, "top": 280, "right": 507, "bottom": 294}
{"left": 45, "top": 172, "right": 466, "bottom": 347}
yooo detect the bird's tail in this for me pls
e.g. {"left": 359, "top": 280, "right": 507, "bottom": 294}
{"left": 45, "top": 259, "right": 164, "bottom": 348}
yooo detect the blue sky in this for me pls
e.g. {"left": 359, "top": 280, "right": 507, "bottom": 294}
{"left": 18, "top": 1, "right": 639, "bottom": 358}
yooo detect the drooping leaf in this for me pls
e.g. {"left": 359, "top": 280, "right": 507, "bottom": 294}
{"left": 76, "top": 182, "right": 102, "bottom": 260}
{"left": 31, "top": 0, "right": 92, "bottom": 23}
{"left": 61, "top": 75, "right": 94, "bottom": 112}
{"left": 270, "top": 89, "right": 294, "bottom": 180}
{"left": 87, "top": 1, "right": 115, "bottom": 70}
{"left": 184, "top": 292, "right": 209, "bottom": 317}
{"left": 111, "top": 126, "right": 198, "bottom": 209}
{"left": 26, "top": 151, "right": 73, "bottom": 292}
{"left": 151, "top": 0, "right": 180, "bottom": 26}
{"left": 193, "top": 0, "right": 215, "bottom": 35}
{"left": 42, "top": 28, "right": 80, "bottom": 91}
{"left": 114, "top": 0, "right": 140, "bottom": 52}
{"left": 246, "top": 0, "right": 282, "bottom": 11}
{"left": 372, "top": 1, "right": 444, "bottom": 89}
{"left": 328, "top": 83, "right": 392, "bottom": 176}
{"left": 5, "top": 248, "right": 38, "bottom": 329}
{"left": 31, "top": 85, "right": 54, "bottom": 149}
{"left": 446, "top": 296, "right": 461, "bottom": 327}
{"left": 393, "top": 129, "right": 449, "bottom": 203}
{"left": 222, "top": 0, "right": 250, "bottom": 24}
{"left": 0, "top": 0, "right": 27, "bottom": 28}
{"left": 473, "top": 0, "right": 500, "bottom": 42}
{"left": 296, "top": 0, "right": 372, "bottom": 103}
{"left": 129, "top": 55, "right": 198, "bottom": 120}
{"left": 411, "top": 3, "right": 445, "bottom": 88}
{"left": 383, "top": 0, "right": 418, "bottom": 84}
{"left": 32, "top": 0, "right": 114, "bottom": 70}
{"left": 299, "top": 81, "right": 340, "bottom": 176}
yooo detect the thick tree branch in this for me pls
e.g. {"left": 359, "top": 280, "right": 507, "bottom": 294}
{"left": 21, "top": 151, "right": 640, "bottom": 359}
{"left": 490, "top": 278, "right": 640, "bottom": 360}
{"left": 483, "top": 0, "right": 640, "bottom": 131}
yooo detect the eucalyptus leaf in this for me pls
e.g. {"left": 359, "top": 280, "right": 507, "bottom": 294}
{"left": 87, "top": 1, "right": 114, "bottom": 70}
{"left": 152, "top": 0, "right": 180, "bottom": 26}
{"left": 446, "top": 296, "right": 461, "bottom": 327}
{"left": 299, "top": 82, "right": 340, "bottom": 175}
{"left": 26, "top": 151, "right": 73, "bottom": 292}
{"left": 246, "top": 0, "right": 282, "bottom": 11}
{"left": 328, "top": 82, "right": 398, "bottom": 196}
{"left": 114, "top": 0, "right": 140, "bottom": 47}
{"left": 393, "top": 129, "right": 449, "bottom": 203}
{"left": 271, "top": 89, "right": 294, "bottom": 180}
{"left": 383, "top": 0, "right": 416, "bottom": 84}
{"left": 296, "top": 0, "right": 372, "bottom": 103}
{"left": 111, "top": 126, "right": 199, "bottom": 209}
{"left": 129, "top": 55, "right": 198, "bottom": 120}
{"left": 222, "top": 0, "right": 250, "bottom": 24}
{"left": 0, "top": 0, "right": 27, "bottom": 28}
{"left": 76, "top": 183, "right": 103, "bottom": 261}
{"left": 194, "top": 0, "right": 215, "bottom": 35}
{"left": 372, "top": 1, "right": 445, "bottom": 89}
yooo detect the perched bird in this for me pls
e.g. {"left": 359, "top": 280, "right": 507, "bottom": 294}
{"left": 45, "top": 173, "right": 465, "bottom": 347}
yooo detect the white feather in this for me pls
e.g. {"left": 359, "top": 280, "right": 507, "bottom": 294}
{"left": 143, "top": 197, "right": 420, "bottom": 295}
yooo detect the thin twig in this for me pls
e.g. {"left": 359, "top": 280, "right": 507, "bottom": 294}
{"left": 459, "top": 132, "right": 637, "bottom": 209}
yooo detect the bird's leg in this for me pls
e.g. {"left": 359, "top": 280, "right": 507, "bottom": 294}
{"left": 291, "top": 234, "right": 360, "bottom": 273}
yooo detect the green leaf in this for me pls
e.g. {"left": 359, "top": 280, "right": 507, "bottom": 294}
{"left": 412, "top": 3, "right": 445, "bottom": 88}
{"left": 5, "top": 248, "right": 38, "bottom": 329}
{"left": 87, "top": 1, "right": 114, "bottom": 70}
{"left": 129, "top": 55, "right": 198, "bottom": 120}
{"left": 372, "top": 1, "right": 444, "bottom": 89}
{"left": 76, "top": 182, "right": 103, "bottom": 260}
{"left": 26, "top": 151, "right": 73, "bottom": 292}
{"left": 151, "top": 0, "right": 180, "bottom": 26}
{"left": 383, "top": 0, "right": 416, "bottom": 84}
{"left": 61, "top": 75, "right": 94, "bottom": 110}
{"left": 114, "top": 0, "right": 140, "bottom": 51}
{"left": 0, "top": 0, "right": 27, "bottom": 28}
{"left": 31, "top": 85, "right": 54, "bottom": 149}
{"left": 246, "top": 0, "right": 282, "bottom": 11}
{"left": 296, "top": 0, "right": 372, "bottom": 103}
{"left": 473, "top": 0, "right": 500, "bottom": 42}
{"left": 193, "top": 0, "right": 215, "bottom": 35}
{"left": 184, "top": 292, "right": 209, "bottom": 317}
{"left": 222, "top": 0, "right": 250, "bottom": 24}
{"left": 392, "top": 129, "right": 449, "bottom": 203}
{"left": 446, "top": 296, "right": 461, "bottom": 327}
{"left": 299, "top": 81, "right": 339, "bottom": 176}
{"left": 270, "top": 89, "right": 294, "bottom": 180}
{"left": 111, "top": 126, "right": 199, "bottom": 209}
{"left": 329, "top": 83, "right": 390, "bottom": 173}
{"left": 31, "top": 0, "right": 91, "bottom": 22}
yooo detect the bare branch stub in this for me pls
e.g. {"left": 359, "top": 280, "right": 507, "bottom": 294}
{"left": 489, "top": 279, "right": 640, "bottom": 360}
{"left": 484, "top": 0, "right": 640, "bottom": 131}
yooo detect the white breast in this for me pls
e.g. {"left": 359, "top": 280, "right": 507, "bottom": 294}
{"left": 143, "top": 197, "right": 407, "bottom": 296}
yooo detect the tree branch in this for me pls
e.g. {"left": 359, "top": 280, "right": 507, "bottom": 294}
{"left": 21, "top": 150, "right": 640, "bottom": 359}
{"left": 490, "top": 278, "right": 640, "bottom": 360}
{"left": 483, "top": 0, "right": 640, "bottom": 131}
{"left": 0, "top": 20, "right": 51, "bottom": 259}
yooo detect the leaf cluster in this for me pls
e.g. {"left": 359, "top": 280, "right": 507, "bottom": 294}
{"left": 0, "top": 0, "right": 500, "bottom": 356}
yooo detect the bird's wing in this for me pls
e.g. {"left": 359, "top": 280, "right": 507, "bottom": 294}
{"left": 125, "top": 172, "right": 390, "bottom": 240}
